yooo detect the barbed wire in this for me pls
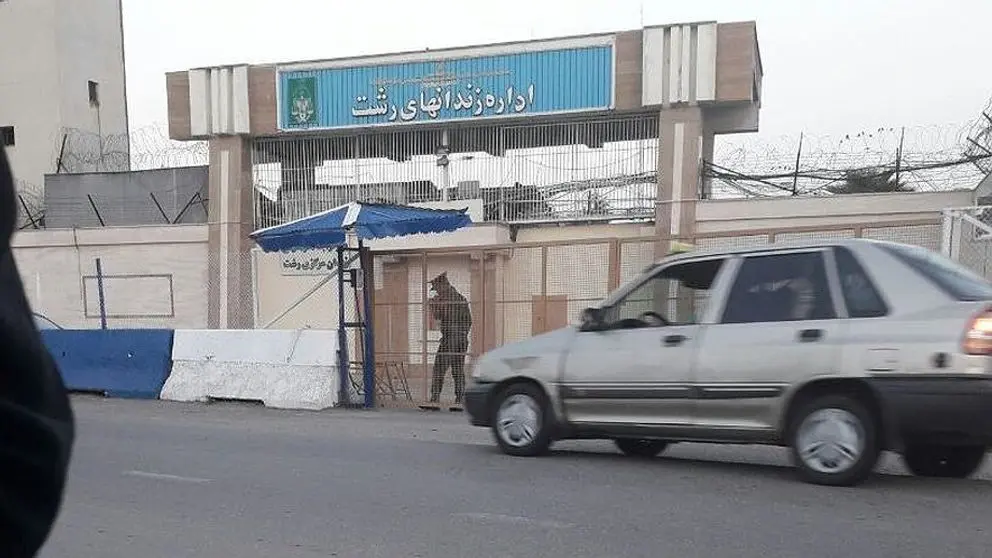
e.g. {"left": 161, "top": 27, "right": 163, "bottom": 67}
{"left": 57, "top": 125, "right": 208, "bottom": 173}
{"left": 963, "top": 96, "right": 992, "bottom": 175}
{"left": 16, "top": 125, "right": 208, "bottom": 228}
{"left": 15, "top": 102, "right": 992, "bottom": 228}
{"left": 711, "top": 119, "right": 989, "bottom": 196}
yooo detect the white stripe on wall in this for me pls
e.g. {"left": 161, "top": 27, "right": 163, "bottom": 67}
{"left": 641, "top": 22, "right": 718, "bottom": 106}
{"left": 188, "top": 69, "right": 210, "bottom": 137}
{"left": 670, "top": 122, "right": 685, "bottom": 236}
{"left": 232, "top": 66, "right": 251, "bottom": 134}
{"left": 212, "top": 67, "right": 229, "bottom": 134}
{"left": 668, "top": 25, "right": 683, "bottom": 105}
{"left": 679, "top": 25, "right": 693, "bottom": 103}
{"left": 641, "top": 27, "right": 666, "bottom": 106}
{"left": 189, "top": 66, "right": 251, "bottom": 136}
{"left": 695, "top": 23, "right": 717, "bottom": 102}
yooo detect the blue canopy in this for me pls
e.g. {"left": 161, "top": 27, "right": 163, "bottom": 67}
{"left": 250, "top": 201, "right": 472, "bottom": 252}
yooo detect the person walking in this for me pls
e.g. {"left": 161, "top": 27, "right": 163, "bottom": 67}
{"left": 423, "top": 272, "right": 471, "bottom": 411}
{"left": 0, "top": 145, "right": 75, "bottom": 557}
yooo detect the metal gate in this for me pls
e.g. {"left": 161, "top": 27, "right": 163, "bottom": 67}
{"left": 248, "top": 115, "right": 660, "bottom": 229}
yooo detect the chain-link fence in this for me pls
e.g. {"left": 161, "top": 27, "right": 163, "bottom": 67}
{"left": 941, "top": 206, "right": 992, "bottom": 280}
{"left": 15, "top": 215, "right": 963, "bottom": 404}
{"left": 366, "top": 220, "right": 946, "bottom": 407}
{"left": 368, "top": 242, "right": 622, "bottom": 408}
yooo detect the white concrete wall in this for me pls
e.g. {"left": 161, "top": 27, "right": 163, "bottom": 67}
{"left": 11, "top": 192, "right": 967, "bottom": 337}
{"left": 516, "top": 222, "right": 654, "bottom": 242}
{"left": 163, "top": 329, "right": 340, "bottom": 410}
{"left": 54, "top": 0, "right": 129, "bottom": 147}
{"left": 0, "top": 0, "right": 61, "bottom": 196}
{"left": 12, "top": 225, "right": 209, "bottom": 329}
{"left": 253, "top": 248, "right": 339, "bottom": 330}
{"left": 0, "top": 0, "right": 127, "bottom": 200}
{"left": 365, "top": 223, "right": 509, "bottom": 251}
{"left": 696, "top": 191, "right": 973, "bottom": 234}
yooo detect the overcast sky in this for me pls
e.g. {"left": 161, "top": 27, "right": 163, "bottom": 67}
{"left": 122, "top": 0, "right": 990, "bottom": 142}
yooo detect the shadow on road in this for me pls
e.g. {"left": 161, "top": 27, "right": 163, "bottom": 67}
{"left": 471, "top": 444, "right": 992, "bottom": 492}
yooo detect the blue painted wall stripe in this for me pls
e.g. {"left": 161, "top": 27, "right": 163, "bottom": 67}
{"left": 278, "top": 45, "right": 614, "bottom": 130}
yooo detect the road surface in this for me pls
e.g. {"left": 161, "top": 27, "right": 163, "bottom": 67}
{"left": 41, "top": 396, "right": 992, "bottom": 558}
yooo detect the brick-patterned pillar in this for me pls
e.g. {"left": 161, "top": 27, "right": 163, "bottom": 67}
{"left": 207, "top": 136, "right": 255, "bottom": 329}
{"left": 655, "top": 106, "right": 710, "bottom": 258}
{"left": 654, "top": 107, "right": 718, "bottom": 322}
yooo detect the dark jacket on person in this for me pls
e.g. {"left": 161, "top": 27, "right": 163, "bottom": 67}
{"left": 0, "top": 145, "right": 75, "bottom": 557}
{"left": 431, "top": 287, "right": 472, "bottom": 340}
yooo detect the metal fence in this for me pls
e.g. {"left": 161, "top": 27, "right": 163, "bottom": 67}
{"left": 365, "top": 219, "right": 946, "bottom": 407}
{"left": 941, "top": 206, "right": 992, "bottom": 280}
{"left": 250, "top": 115, "right": 660, "bottom": 228}
{"left": 368, "top": 238, "right": 627, "bottom": 407}
{"left": 23, "top": 214, "right": 968, "bottom": 407}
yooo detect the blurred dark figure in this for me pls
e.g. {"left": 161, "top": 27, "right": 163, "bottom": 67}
{"left": 0, "top": 146, "right": 75, "bottom": 557}
{"left": 425, "top": 272, "right": 472, "bottom": 410}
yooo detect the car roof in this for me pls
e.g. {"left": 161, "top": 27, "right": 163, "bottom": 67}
{"left": 656, "top": 237, "right": 906, "bottom": 266}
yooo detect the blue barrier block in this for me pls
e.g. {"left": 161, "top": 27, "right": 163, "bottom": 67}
{"left": 40, "top": 329, "right": 175, "bottom": 399}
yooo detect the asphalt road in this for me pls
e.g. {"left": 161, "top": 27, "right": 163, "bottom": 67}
{"left": 41, "top": 397, "right": 992, "bottom": 558}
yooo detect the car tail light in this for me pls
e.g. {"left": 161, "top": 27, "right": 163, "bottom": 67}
{"left": 963, "top": 308, "right": 992, "bottom": 355}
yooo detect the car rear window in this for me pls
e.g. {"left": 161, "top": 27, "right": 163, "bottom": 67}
{"left": 877, "top": 243, "right": 992, "bottom": 301}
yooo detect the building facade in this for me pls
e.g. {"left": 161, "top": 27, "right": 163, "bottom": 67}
{"left": 0, "top": 0, "right": 129, "bottom": 213}
{"left": 165, "top": 21, "right": 764, "bottom": 329}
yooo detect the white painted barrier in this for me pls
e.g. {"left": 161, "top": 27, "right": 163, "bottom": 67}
{"left": 162, "top": 329, "right": 340, "bottom": 410}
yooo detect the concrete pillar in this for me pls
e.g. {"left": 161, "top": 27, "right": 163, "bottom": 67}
{"left": 700, "top": 128, "right": 715, "bottom": 200}
{"left": 207, "top": 136, "right": 255, "bottom": 329}
{"left": 654, "top": 107, "right": 715, "bottom": 322}
{"left": 655, "top": 106, "right": 710, "bottom": 258}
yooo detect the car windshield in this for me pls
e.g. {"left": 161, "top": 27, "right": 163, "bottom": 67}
{"left": 878, "top": 243, "right": 992, "bottom": 301}
{"left": 597, "top": 265, "right": 659, "bottom": 309}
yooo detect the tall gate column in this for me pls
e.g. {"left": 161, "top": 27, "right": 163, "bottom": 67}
{"left": 207, "top": 136, "right": 255, "bottom": 329}
{"left": 655, "top": 106, "right": 713, "bottom": 259}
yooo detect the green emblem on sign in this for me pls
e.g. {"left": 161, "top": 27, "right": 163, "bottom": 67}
{"left": 286, "top": 77, "right": 317, "bottom": 127}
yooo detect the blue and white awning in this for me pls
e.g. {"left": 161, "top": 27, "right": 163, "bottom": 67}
{"left": 249, "top": 201, "right": 472, "bottom": 252}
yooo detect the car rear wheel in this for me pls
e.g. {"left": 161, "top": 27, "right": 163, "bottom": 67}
{"left": 491, "top": 383, "right": 552, "bottom": 457}
{"left": 789, "top": 394, "right": 880, "bottom": 486}
{"left": 902, "top": 444, "right": 987, "bottom": 478}
{"left": 614, "top": 439, "right": 668, "bottom": 458}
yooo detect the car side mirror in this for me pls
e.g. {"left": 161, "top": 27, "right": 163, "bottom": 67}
{"left": 580, "top": 307, "right": 606, "bottom": 332}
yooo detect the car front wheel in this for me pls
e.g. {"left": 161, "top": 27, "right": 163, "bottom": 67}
{"left": 490, "top": 382, "right": 552, "bottom": 457}
{"left": 789, "top": 394, "right": 881, "bottom": 486}
{"left": 902, "top": 444, "right": 987, "bottom": 478}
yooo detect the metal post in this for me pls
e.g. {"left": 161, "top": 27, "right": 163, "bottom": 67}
{"left": 940, "top": 209, "right": 954, "bottom": 257}
{"left": 359, "top": 242, "right": 376, "bottom": 408}
{"left": 95, "top": 258, "right": 108, "bottom": 329}
{"left": 336, "top": 246, "right": 350, "bottom": 406}
{"left": 438, "top": 131, "right": 450, "bottom": 202}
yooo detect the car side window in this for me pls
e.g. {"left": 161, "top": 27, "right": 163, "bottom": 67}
{"left": 604, "top": 258, "right": 726, "bottom": 329}
{"left": 721, "top": 251, "right": 837, "bottom": 324}
{"left": 833, "top": 246, "right": 888, "bottom": 318}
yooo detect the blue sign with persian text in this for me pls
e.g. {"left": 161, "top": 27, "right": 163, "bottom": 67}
{"left": 278, "top": 45, "right": 614, "bottom": 130}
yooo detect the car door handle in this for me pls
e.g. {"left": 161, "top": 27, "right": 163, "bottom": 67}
{"left": 797, "top": 328, "right": 824, "bottom": 342}
{"left": 663, "top": 334, "right": 687, "bottom": 347}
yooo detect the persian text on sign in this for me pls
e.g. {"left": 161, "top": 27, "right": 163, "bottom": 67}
{"left": 351, "top": 83, "right": 536, "bottom": 122}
